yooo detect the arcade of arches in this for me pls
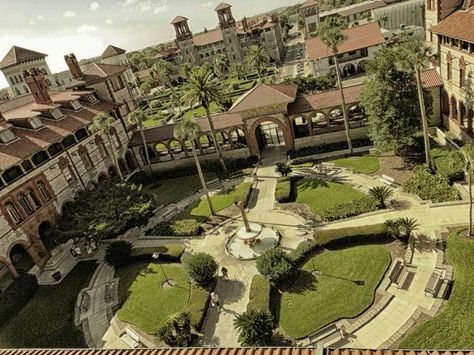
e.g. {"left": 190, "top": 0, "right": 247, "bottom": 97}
{"left": 443, "top": 90, "right": 474, "bottom": 134}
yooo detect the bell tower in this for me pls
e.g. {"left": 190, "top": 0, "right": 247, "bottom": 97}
{"left": 214, "top": 3, "right": 242, "bottom": 64}
{"left": 171, "top": 16, "right": 196, "bottom": 64}
{"left": 215, "top": 3, "right": 235, "bottom": 29}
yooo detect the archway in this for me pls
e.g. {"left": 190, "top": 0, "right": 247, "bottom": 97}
{"left": 292, "top": 116, "right": 310, "bottom": 138}
{"left": 98, "top": 172, "right": 108, "bottom": 184}
{"left": 309, "top": 112, "right": 328, "bottom": 134}
{"left": 248, "top": 117, "right": 293, "bottom": 156}
{"left": 450, "top": 96, "right": 458, "bottom": 120}
{"left": 9, "top": 242, "right": 34, "bottom": 274}
{"left": 39, "top": 221, "right": 55, "bottom": 251}
{"left": 459, "top": 102, "right": 467, "bottom": 128}
{"left": 108, "top": 165, "right": 118, "bottom": 179}
{"left": 118, "top": 158, "right": 128, "bottom": 177}
{"left": 442, "top": 90, "right": 450, "bottom": 116}
{"left": 125, "top": 151, "right": 137, "bottom": 171}
{"left": 343, "top": 63, "right": 356, "bottom": 77}
{"left": 230, "top": 129, "right": 247, "bottom": 148}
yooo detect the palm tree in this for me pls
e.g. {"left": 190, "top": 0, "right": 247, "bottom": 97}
{"left": 368, "top": 185, "right": 394, "bottom": 208}
{"left": 384, "top": 219, "right": 401, "bottom": 239}
{"left": 245, "top": 45, "right": 270, "bottom": 82}
{"left": 168, "top": 90, "right": 184, "bottom": 121}
{"left": 181, "top": 65, "right": 228, "bottom": 174}
{"left": 90, "top": 113, "right": 124, "bottom": 180}
{"left": 213, "top": 54, "right": 230, "bottom": 80}
{"left": 128, "top": 109, "right": 152, "bottom": 174}
{"left": 152, "top": 59, "right": 177, "bottom": 91}
{"left": 398, "top": 217, "right": 420, "bottom": 241}
{"left": 451, "top": 144, "right": 474, "bottom": 235}
{"left": 174, "top": 117, "right": 216, "bottom": 215}
{"left": 233, "top": 309, "right": 274, "bottom": 346}
{"left": 316, "top": 17, "right": 353, "bottom": 154}
{"left": 400, "top": 35, "right": 433, "bottom": 170}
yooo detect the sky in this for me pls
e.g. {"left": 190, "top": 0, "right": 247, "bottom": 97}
{"left": 0, "top": 0, "right": 301, "bottom": 88}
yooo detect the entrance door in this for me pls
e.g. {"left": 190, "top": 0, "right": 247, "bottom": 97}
{"left": 259, "top": 121, "right": 285, "bottom": 147}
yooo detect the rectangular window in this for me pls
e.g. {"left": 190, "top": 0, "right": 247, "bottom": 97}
{"left": 460, "top": 67, "right": 465, "bottom": 88}
{"left": 447, "top": 61, "right": 452, "bottom": 80}
{"left": 63, "top": 166, "right": 75, "bottom": 182}
{"left": 0, "top": 129, "right": 17, "bottom": 144}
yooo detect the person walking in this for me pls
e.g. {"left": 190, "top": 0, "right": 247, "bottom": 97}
{"left": 221, "top": 266, "right": 228, "bottom": 281}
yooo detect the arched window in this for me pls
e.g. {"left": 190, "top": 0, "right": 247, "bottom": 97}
{"left": 110, "top": 128, "right": 121, "bottom": 148}
{"left": 27, "top": 189, "right": 42, "bottom": 209}
{"left": 2, "top": 166, "right": 23, "bottom": 184}
{"left": 78, "top": 146, "right": 93, "bottom": 170}
{"left": 5, "top": 202, "right": 22, "bottom": 224}
{"left": 37, "top": 181, "right": 51, "bottom": 201}
{"left": 18, "top": 193, "right": 34, "bottom": 215}
{"left": 446, "top": 52, "right": 452, "bottom": 81}
{"left": 95, "top": 135, "right": 109, "bottom": 158}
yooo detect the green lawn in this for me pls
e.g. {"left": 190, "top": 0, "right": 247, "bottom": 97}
{"left": 280, "top": 245, "right": 390, "bottom": 339}
{"left": 0, "top": 261, "right": 97, "bottom": 348}
{"left": 296, "top": 179, "right": 366, "bottom": 215}
{"left": 184, "top": 102, "right": 221, "bottom": 119}
{"left": 330, "top": 155, "right": 380, "bottom": 174}
{"left": 400, "top": 232, "right": 474, "bottom": 348}
{"left": 147, "top": 173, "right": 217, "bottom": 206}
{"left": 117, "top": 262, "right": 207, "bottom": 334}
{"left": 177, "top": 181, "right": 251, "bottom": 223}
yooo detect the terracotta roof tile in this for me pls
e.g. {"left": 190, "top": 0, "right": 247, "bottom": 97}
{"left": 430, "top": 7, "right": 474, "bottom": 43}
{"left": 0, "top": 46, "right": 47, "bottom": 70}
{"left": 420, "top": 68, "right": 443, "bottom": 88}
{"left": 215, "top": 2, "right": 232, "bottom": 11}
{"left": 66, "top": 63, "right": 127, "bottom": 88}
{"left": 229, "top": 84, "right": 297, "bottom": 113}
{"left": 306, "top": 22, "right": 385, "bottom": 60}
{"left": 101, "top": 45, "right": 127, "bottom": 59}
{"left": 193, "top": 29, "right": 224, "bottom": 46}
{"left": 129, "top": 112, "right": 243, "bottom": 147}
{"left": 326, "top": 350, "right": 474, "bottom": 355}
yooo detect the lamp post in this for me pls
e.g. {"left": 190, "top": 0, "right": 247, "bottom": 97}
{"left": 307, "top": 239, "right": 317, "bottom": 276}
{"left": 152, "top": 252, "right": 172, "bottom": 287}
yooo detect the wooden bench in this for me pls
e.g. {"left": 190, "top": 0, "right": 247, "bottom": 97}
{"left": 388, "top": 260, "right": 404, "bottom": 284}
{"left": 121, "top": 327, "right": 141, "bottom": 348}
{"left": 425, "top": 271, "right": 443, "bottom": 297}
{"left": 79, "top": 292, "right": 90, "bottom": 312}
{"left": 379, "top": 174, "right": 396, "bottom": 187}
{"left": 104, "top": 281, "right": 114, "bottom": 302}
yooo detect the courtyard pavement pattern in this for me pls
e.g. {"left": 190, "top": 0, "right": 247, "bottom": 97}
{"left": 90, "top": 149, "right": 473, "bottom": 349}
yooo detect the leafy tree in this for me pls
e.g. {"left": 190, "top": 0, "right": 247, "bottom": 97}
{"left": 256, "top": 249, "right": 294, "bottom": 285}
{"left": 275, "top": 162, "right": 292, "bottom": 177}
{"left": 181, "top": 65, "right": 228, "bottom": 174}
{"left": 90, "top": 113, "right": 124, "bottom": 180}
{"left": 152, "top": 59, "right": 177, "bottom": 91}
{"left": 184, "top": 252, "right": 218, "bottom": 287}
{"left": 316, "top": 17, "right": 353, "bottom": 153}
{"left": 398, "top": 217, "right": 420, "bottom": 241}
{"left": 360, "top": 44, "right": 432, "bottom": 155}
{"left": 156, "top": 312, "right": 192, "bottom": 347}
{"left": 104, "top": 241, "right": 133, "bottom": 267}
{"left": 245, "top": 45, "right": 270, "bottom": 81}
{"left": 175, "top": 117, "right": 216, "bottom": 215}
{"left": 213, "top": 54, "right": 230, "bottom": 79}
{"left": 368, "top": 185, "right": 393, "bottom": 208}
{"left": 451, "top": 145, "right": 474, "bottom": 235}
{"left": 140, "top": 81, "right": 152, "bottom": 95}
{"left": 282, "top": 73, "right": 336, "bottom": 95}
{"left": 234, "top": 309, "right": 274, "bottom": 346}
{"left": 128, "top": 109, "right": 151, "bottom": 174}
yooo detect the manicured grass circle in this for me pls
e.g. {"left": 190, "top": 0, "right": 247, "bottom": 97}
{"left": 330, "top": 155, "right": 380, "bottom": 174}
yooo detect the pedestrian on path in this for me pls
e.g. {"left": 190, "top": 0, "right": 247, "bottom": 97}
{"left": 221, "top": 266, "right": 228, "bottom": 281}
{"left": 211, "top": 291, "right": 220, "bottom": 310}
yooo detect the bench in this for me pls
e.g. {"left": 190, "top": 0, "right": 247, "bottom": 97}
{"left": 121, "top": 327, "right": 141, "bottom": 348}
{"left": 379, "top": 174, "right": 396, "bottom": 187}
{"left": 104, "top": 281, "right": 114, "bottom": 301}
{"left": 79, "top": 292, "right": 90, "bottom": 312}
{"left": 388, "top": 260, "right": 404, "bottom": 284}
{"left": 425, "top": 271, "right": 443, "bottom": 297}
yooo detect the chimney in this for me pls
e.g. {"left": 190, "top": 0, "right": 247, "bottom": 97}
{"left": 23, "top": 68, "right": 53, "bottom": 105}
{"left": 64, "top": 53, "right": 83, "bottom": 80}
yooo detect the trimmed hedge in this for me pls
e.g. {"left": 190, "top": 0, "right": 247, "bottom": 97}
{"left": 319, "top": 196, "right": 379, "bottom": 222}
{"left": 247, "top": 275, "right": 271, "bottom": 312}
{"left": 149, "top": 219, "right": 202, "bottom": 237}
{"left": 290, "top": 138, "right": 372, "bottom": 160}
{"left": 403, "top": 166, "right": 460, "bottom": 202}
{"left": 188, "top": 285, "right": 210, "bottom": 330}
{"left": 275, "top": 177, "right": 292, "bottom": 203}
{"left": 0, "top": 273, "right": 38, "bottom": 327}
{"left": 289, "top": 239, "right": 319, "bottom": 265}
{"left": 132, "top": 244, "right": 185, "bottom": 261}
{"left": 314, "top": 223, "right": 387, "bottom": 246}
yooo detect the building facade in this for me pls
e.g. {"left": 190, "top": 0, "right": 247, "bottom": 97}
{"left": 425, "top": 0, "right": 474, "bottom": 137}
{"left": 0, "top": 52, "right": 138, "bottom": 283}
{"left": 170, "top": 2, "right": 284, "bottom": 66}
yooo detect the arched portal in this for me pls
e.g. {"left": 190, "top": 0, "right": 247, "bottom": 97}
{"left": 108, "top": 165, "right": 117, "bottom": 179}
{"left": 459, "top": 102, "right": 467, "bottom": 128}
{"left": 9, "top": 242, "right": 35, "bottom": 274}
{"left": 98, "top": 172, "right": 108, "bottom": 184}
{"left": 248, "top": 117, "right": 293, "bottom": 156}
{"left": 39, "top": 221, "right": 55, "bottom": 251}
{"left": 450, "top": 96, "right": 458, "bottom": 120}
{"left": 125, "top": 151, "right": 137, "bottom": 171}
{"left": 118, "top": 158, "right": 128, "bottom": 177}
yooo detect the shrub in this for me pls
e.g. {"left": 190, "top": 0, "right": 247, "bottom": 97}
{"left": 368, "top": 185, "right": 393, "bottom": 208}
{"left": 188, "top": 285, "right": 209, "bottom": 330}
{"left": 247, "top": 275, "right": 271, "bottom": 312}
{"left": 256, "top": 249, "right": 294, "bottom": 285}
{"left": 289, "top": 239, "right": 319, "bottom": 265}
{"left": 156, "top": 312, "right": 192, "bottom": 347}
{"left": 184, "top": 252, "right": 218, "bottom": 287}
{"left": 403, "top": 166, "right": 460, "bottom": 202}
{"left": 275, "top": 162, "right": 292, "bottom": 177}
{"left": 0, "top": 273, "right": 38, "bottom": 327}
{"left": 314, "top": 223, "right": 386, "bottom": 246}
{"left": 433, "top": 148, "right": 464, "bottom": 183}
{"left": 290, "top": 138, "right": 372, "bottom": 160}
{"left": 170, "top": 219, "right": 201, "bottom": 236}
{"left": 319, "top": 196, "right": 379, "bottom": 221}
{"left": 234, "top": 309, "right": 274, "bottom": 346}
{"left": 275, "top": 177, "right": 292, "bottom": 203}
{"left": 104, "top": 241, "right": 133, "bottom": 267}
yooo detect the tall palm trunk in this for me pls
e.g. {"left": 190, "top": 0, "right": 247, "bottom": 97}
{"left": 191, "top": 143, "right": 216, "bottom": 215}
{"left": 140, "top": 126, "right": 152, "bottom": 174}
{"left": 415, "top": 67, "right": 432, "bottom": 170}
{"left": 107, "top": 133, "right": 124, "bottom": 181}
{"left": 334, "top": 55, "right": 353, "bottom": 154}
{"left": 205, "top": 106, "right": 229, "bottom": 175}
{"left": 468, "top": 171, "right": 473, "bottom": 236}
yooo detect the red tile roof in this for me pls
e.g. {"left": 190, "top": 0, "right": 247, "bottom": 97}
{"left": 215, "top": 2, "right": 232, "bottom": 11}
{"left": 66, "top": 63, "right": 128, "bottom": 88}
{"left": 129, "top": 112, "right": 243, "bottom": 147}
{"left": 193, "top": 29, "right": 224, "bottom": 46}
{"left": 0, "top": 349, "right": 316, "bottom": 355}
{"left": 229, "top": 84, "right": 298, "bottom": 113}
{"left": 327, "top": 350, "right": 474, "bottom": 355}
{"left": 171, "top": 16, "right": 189, "bottom": 24}
{"left": 101, "top": 45, "right": 127, "bottom": 59}
{"left": 420, "top": 68, "right": 443, "bottom": 88}
{"left": 306, "top": 22, "right": 385, "bottom": 60}
{"left": 0, "top": 46, "right": 47, "bottom": 70}
{"left": 430, "top": 6, "right": 474, "bottom": 43}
